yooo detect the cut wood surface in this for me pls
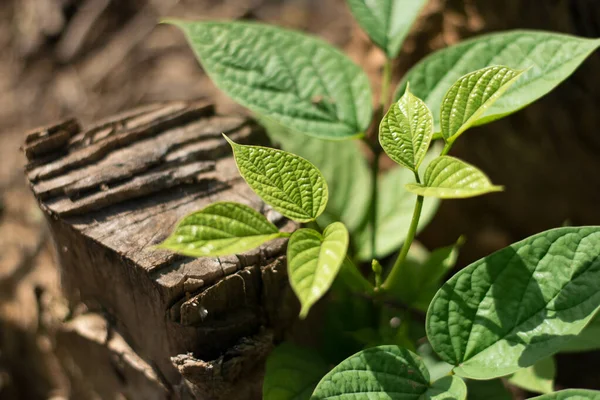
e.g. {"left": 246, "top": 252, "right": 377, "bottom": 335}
{"left": 23, "top": 100, "right": 299, "bottom": 399}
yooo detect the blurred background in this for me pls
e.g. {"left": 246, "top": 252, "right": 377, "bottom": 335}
{"left": 1, "top": 0, "right": 599, "bottom": 398}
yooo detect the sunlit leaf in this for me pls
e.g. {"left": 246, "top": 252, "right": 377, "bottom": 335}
{"left": 406, "top": 156, "right": 503, "bottom": 199}
{"left": 397, "top": 31, "right": 600, "bottom": 131}
{"left": 380, "top": 84, "right": 434, "bottom": 171}
{"left": 311, "top": 346, "right": 466, "bottom": 400}
{"left": 530, "top": 389, "right": 600, "bottom": 400}
{"left": 158, "top": 202, "right": 287, "bottom": 257}
{"left": 427, "top": 226, "right": 600, "bottom": 379}
{"left": 287, "top": 222, "right": 349, "bottom": 318}
{"left": 560, "top": 312, "right": 600, "bottom": 353}
{"left": 166, "top": 20, "right": 372, "bottom": 139}
{"left": 346, "top": 0, "right": 428, "bottom": 58}
{"left": 439, "top": 66, "right": 525, "bottom": 141}
{"left": 226, "top": 136, "right": 328, "bottom": 222}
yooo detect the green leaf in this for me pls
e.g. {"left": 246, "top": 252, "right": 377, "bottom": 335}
{"left": 157, "top": 202, "right": 286, "bottom": 257}
{"left": 417, "top": 342, "right": 453, "bottom": 382}
{"left": 380, "top": 84, "right": 434, "bottom": 171}
{"left": 346, "top": 0, "right": 428, "bottom": 58}
{"left": 263, "top": 342, "right": 329, "bottom": 400}
{"left": 466, "top": 379, "right": 512, "bottom": 400}
{"left": 508, "top": 357, "right": 555, "bottom": 394}
{"left": 560, "top": 312, "right": 600, "bottom": 353}
{"left": 226, "top": 136, "right": 328, "bottom": 223}
{"left": 439, "top": 66, "right": 525, "bottom": 142}
{"left": 262, "top": 117, "right": 370, "bottom": 232}
{"left": 397, "top": 30, "right": 600, "bottom": 131}
{"left": 406, "top": 156, "right": 503, "bottom": 199}
{"left": 530, "top": 390, "right": 600, "bottom": 400}
{"left": 287, "top": 222, "right": 349, "bottom": 318}
{"left": 311, "top": 345, "right": 467, "bottom": 400}
{"left": 166, "top": 20, "right": 372, "bottom": 140}
{"left": 427, "top": 226, "right": 600, "bottom": 380}
{"left": 355, "top": 146, "right": 441, "bottom": 260}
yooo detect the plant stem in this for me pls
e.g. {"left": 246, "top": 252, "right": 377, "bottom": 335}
{"left": 369, "top": 149, "right": 381, "bottom": 259}
{"left": 441, "top": 139, "right": 454, "bottom": 156}
{"left": 382, "top": 172, "right": 423, "bottom": 293}
{"left": 366, "top": 58, "right": 393, "bottom": 260}
{"left": 380, "top": 59, "right": 393, "bottom": 110}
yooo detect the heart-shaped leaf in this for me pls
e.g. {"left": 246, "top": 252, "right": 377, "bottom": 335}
{"left": 405, "top": 156, "right": 503, "bottom": 199}
{"left": 530, "top": 390, "right": 600, "bottom": 400}
{"left": 355, "top": 146, "right": 440, "bottom": 260}
{"left": 311, "top": 345, "right": 467, "bottom": 400}
{"left": 396, "top": 31, "right": 600, "bottom": 131}
{"left": 287, "top": 222, "right": 349, "bottom": 318}
{"left": 166, "top": 20, "right": 372, "bottom": 140}
{"left": 508, "top": 357, "right": 555, "bottom": 394}
{"left": 226, "top": 136, "right": 328, "bottom": 223}
{"left": 263, "top": 342, "right": 329, "bottom": 400}
{"left": 262, "top": 118, "right": 370, "bottom": 233}
{"left": 380, "top": 84, "right": 434, "bottom": 171}
{"left": 427, "top": 226, "right": 600, "bottom": 379}
{"left": 440, "top": 66, "right": 525, "bottom": 141}
{"left": 158, "top": 202, "right": 287, "bottom": 257}
{"left": 346, "top": 0, "right": 428, "bottom": 58}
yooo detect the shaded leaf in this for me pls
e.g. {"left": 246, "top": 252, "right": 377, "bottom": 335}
{"left": 466, "top": 379, "right": 512, "bottom": 400}
{"left": 263, "top": 117, "right": 370, "bottom": 232}
{"left": 167, "top": 20, "right": 372, "bottom": 139}
{"left": 311, "top": 345, "right": 466, "bottom": 400}
{"left": 530, "top": 389, "right": 600, "bottom": 400}
{"left": 406, "top": 156, "right": 503, "bottom": 199}
{"left": 346, "top": 0, "right": 428, "bottom": 58}
{"left": 263, "top": 342, "right": 329, "bottom": 400}
{"left": 226, "top": 136, "right": 328, "bottom": 222}
{"left": 397, "top": 31, "right": 600, "bottom": 131}
{"left": 288, "top": 222, "right": 349, "bottom": 318}
{"left": 440, "top": 66, "right": 524, "bottom": 141}
{"left": 380, "top": 84, "right": 434, "bottom": 171}
{"left": 560, "top": 312, "right": 600, "bottom": 353}
{"left": 508, "top": 357, "right": 555, "bottom": 394}
{"left": 427, "top": 227, "right": 600, "bottom": 379}
{"left": 158, "top": 202, "right": 286, "bottom": 257}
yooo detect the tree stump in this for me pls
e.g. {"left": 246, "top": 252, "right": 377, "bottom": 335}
{"left": 22, "top": 101, "right": 299, "bottom": 399}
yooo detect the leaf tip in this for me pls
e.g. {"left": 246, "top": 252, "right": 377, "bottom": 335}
{"left": 404, "top": 82, "right": 411, "bottom": 95}
{"left": 222, "top": 133, "right": 236, "bottom": 148}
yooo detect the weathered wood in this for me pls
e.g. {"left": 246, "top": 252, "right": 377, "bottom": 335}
{"left": 24, "top": 101, "right": 299, "bottom": 399}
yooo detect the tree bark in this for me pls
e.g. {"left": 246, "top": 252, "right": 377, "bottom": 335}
{"left": 22, "top": 101, "right": 299, "bottom": 399}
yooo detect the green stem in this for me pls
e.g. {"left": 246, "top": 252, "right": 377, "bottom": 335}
{"left": 369, "top": 149, "right": 381, "bottom": 260}
{"left": 382, "top": 172, "right": 423, "bottom": 293}
{"left": 380, "top": 59, "right": 393, "bottom": 110}
{"left": 441, "top": 139, "right": 454, "bottom": 156}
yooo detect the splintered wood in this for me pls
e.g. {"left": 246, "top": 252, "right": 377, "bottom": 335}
{"left": 23, "top": 101, "right": 298, "bottom": 400}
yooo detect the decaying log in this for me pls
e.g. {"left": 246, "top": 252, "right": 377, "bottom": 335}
{"left": 23, "top": 100, "right": 299, "bottom": 399}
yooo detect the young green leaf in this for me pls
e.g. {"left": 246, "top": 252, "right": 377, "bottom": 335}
{"left": 405, "top": 156, "right": 503, "bottom": 199}
{"left": 165, "top": 20, "right": 372, "bottom": 140}
{"left": 262, "top": 117, "right": 371, "bottom": 232}
{"left": 530, "top": 390, "right": 600, "bottom": 400}
{"left": 397, "top": 31, "right": 600, "bottom": 131}
{"left": 157, "top": 202, "right": 287, "bottom": 257}
{"left": 379, "top": 84, "right": 434, "bottom": 171}
{"left": 226, "top": 136, "right": 328, "bottom": 223}
{"left": 346, "top": 0, "right": 428, "bottom": 58}
{"left": 287, "top": 222, "right": 349, "bottom": 318}
{"left": 440, "top": 66, "right": 525, "bottom": 142}
{"left": 311, "top": 346, "right": 467, "bottom": 400}
{"left": 263, "top": 342, "right": 329, "bottom": 400}
{"left": 508, "top": 357, "right": 555, "bottom": 394}
{"left": 427, "top": 226, "right": 600, "bottom": 380}
{"left": 560, "top": 312, "right": 600, "bottom": 353}
{"left": 355, "top": 145, "right": 441, "bottom": 260}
